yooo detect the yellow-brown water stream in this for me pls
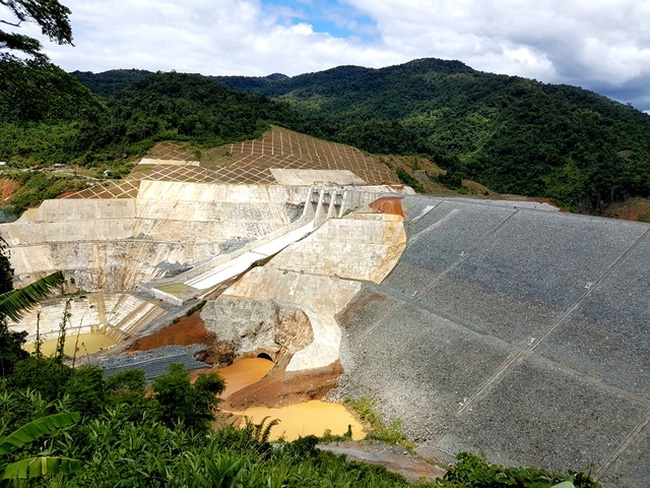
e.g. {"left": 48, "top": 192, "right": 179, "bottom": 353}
{"left": 218, "top": 358, "right": 365, "bottom": 441}
{"left": 218, "top": 357, "right": 275, "bottom": 396}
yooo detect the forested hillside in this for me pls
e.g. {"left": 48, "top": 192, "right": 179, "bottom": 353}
{"left": 213, "top": 58, "right": 650, "bottom": 212}
{"left": 72, "top": 59, "right": 650, "bottom": 213}
{"left": 3, "top": 57, "right": 650, "bottom": 214}
{"left": 0, "top": 64, "right": 300, "bottom": 211}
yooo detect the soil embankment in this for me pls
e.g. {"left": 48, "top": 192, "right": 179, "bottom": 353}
{"left": 127, "top": 312, "right": 343, "bottom": 409}
{"left": 318, "top": 441, "right": 445, "bottom": 485}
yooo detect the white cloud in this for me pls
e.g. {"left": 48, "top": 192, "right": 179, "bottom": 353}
{"left": 15, "top": 0, "right": 649, "bottom": 110}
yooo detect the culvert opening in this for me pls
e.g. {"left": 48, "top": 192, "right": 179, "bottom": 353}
{"left": 257, "top": 352, "right": 274, "bottom": 362}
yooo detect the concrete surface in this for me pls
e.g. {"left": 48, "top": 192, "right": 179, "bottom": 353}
{"left": 1, "top": 182, "right": 304, "bottom": 291}
{"left": 2, "top": 128, "right": 647, "bottom": 486}
{"left": 202, "top": 206, "right": 407, "bottom": 371}
{"left": 11, "top": 294, "right": 168, "bottom": 342}
{"left": 336, "top": 195, "right": 650, "bottom": 487}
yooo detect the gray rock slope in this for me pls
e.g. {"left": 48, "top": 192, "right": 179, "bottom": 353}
{"left": 336, "top": 195, "right": 649, "bottom": 488}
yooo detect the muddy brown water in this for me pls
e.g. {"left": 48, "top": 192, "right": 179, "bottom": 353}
{"left": 23, "top": 331, "right": 116, "bottom": 357}
{"left": 218, "top": 358, "right": 365, "bottom": 441}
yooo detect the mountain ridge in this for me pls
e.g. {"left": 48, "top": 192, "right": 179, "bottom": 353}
{"left": 23, "top": 57, "right": 650, "bottom": 213}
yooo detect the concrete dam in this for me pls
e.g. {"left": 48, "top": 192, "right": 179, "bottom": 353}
{"left": 3, "top": 127, "right": 648, "bottom": 487}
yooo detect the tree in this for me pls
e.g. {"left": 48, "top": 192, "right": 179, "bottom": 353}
{"left": 0, "top": 0, "right": 73, "bottom": 61}
{"left": 0, "top": 411, "right": 82, "bottom": 484}
{"left": 151, "top": 363, "right": 225, "bottom": 431}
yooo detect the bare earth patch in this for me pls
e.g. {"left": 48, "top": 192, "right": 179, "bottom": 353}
{"left": 603, "top": 197, "right": 650, "bottom": 221}
{"left": 128, "top": 313, "right": 214, "bottom": 351}
{"left": 0, "top": 178, "right": 18, "bottom": 200}
{"left": 220, "top": 360, "right": 344, "bottom": 410}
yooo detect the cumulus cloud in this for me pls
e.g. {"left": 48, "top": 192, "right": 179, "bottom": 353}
{"left": 22, "top": 0, "right": 650, "bottom": 111}
{"left": 34, "top": 0, "right": 394, "bottom": 76}
{"left": 346, "top": 0, "right": 650, "bottom": 108}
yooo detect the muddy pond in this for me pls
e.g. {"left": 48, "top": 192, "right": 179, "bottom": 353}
{"left": 23, "top": 331, "right": 116, "bottom": 357}
{"left": 217, "top": 358, "right": 365, "bottom": 441}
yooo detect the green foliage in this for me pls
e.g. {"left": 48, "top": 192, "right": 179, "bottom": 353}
{"left": 430, "top": 452, "right": 600, "bottom": 488}
{"left": 344, "top": 397, "right": 416, "bottom": 451}
{"left": 71, "top": 69, "right": 152, "bottom": 98}
{"left": 0, "top": 368, "right": 601, "bottom": 488}
{"left": 0, "top": 244, "right": 64, "bottom": 377}
{"left": 64, "top": 366, "right": 105, "bottom": 418}
{"left": 7, "top": 58, "right": 650, "bottom": 214}
{"left": 0, "top": 0, "right": 72, "bottom": 61}
{"left": 0, "top": 60, "right": 101, "bottom": 124}
{"left": 395, "top": 167, "right": 424, "bottom": 193}
{"left": 435, "top": 171, "right": 463, "bottom": 190}
{"left": 0, "top": 67, "right": 305, "bottom": 203}
{"left": 7, "top": 172, "right": 86, "bottom": 212}
{"left": 0, "top": 412, "right": 80, "bottom": 455}
{"left": 0, "top": 271, "right": 64, "bottom": 322}
{"left": 74, "top": 71, "right": 301, "bottom": 159}
{"left": 242, "top": 416, "right": 281, "bottom": 445}
{"left": 0, "top": 239, "right": 13, "bottom": 295}
{"left": 185, "top": 299, "right": 207, "bottom": 316}
{"left": 214, "top": 58, "right": 650, "bottom": 214}
{"left": 151, "top": 363, "right": 225, "bottom": 432}
{"left": 2, "top": 456, "right": 81, "bottom": 483}
{"left": 0, "top": 412, "right": 81, "bottom": 484}
{"left": 0, "top": 321, "right": 27, "bottom": 379}
{"left": 104, "top": 369, "right": 146, "bottom": 398}
{"left": 7, "top": 357, "right": 73, "bottom": 402}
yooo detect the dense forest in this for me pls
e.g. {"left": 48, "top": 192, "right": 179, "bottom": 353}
{"left": 73, "top": 59, "right": 650, "bottom": 213}
{"left": 1, "top": 57, "right": 648, "bottom": 214}
{"left": 0, "top": 61, "right": 302, "bottom": 211}
{"left": 212, "top": 58, "right": 650, "bottom": 212}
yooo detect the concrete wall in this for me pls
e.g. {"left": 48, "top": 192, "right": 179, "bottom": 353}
{"left": 204, "top": 207, "right": 408, "bottom": 371}
{"left": 0, "top": 182, "right": 309, "bottom": 291}
{"left": 11, "top": 293, "right": 167, "bottom": 342}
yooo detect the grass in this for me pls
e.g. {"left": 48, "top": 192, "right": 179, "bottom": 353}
{"left": 344, "top": 397, "right": 416, "bottom": 451}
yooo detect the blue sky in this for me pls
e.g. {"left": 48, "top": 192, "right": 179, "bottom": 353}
{"left": 262, "top": 0, "right": 378, "bottom": 40}
{"left": 10, "top": 0, "right": 650, "bottom": 112}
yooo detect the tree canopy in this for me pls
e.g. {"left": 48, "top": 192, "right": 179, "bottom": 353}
{"left": 211, "top": 58, "right": 650, "bottom": 212}
{"left": 0, "top": 0, "right": 73, "bottom": 61}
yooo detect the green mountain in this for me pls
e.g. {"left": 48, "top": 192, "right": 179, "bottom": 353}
{"left": 71, "top": 68, "right": 152, "bottom": 98}
{"left": 73, "top": 58, "right": 650, "bottom": 212}
{"left": 0, "top": 66, "right": 300, "bottom": 211}
{"left": 1, "top": 68, "right": 298, "bottom": 166}
{"left": 0, "top": 57, "right": 643, "bottom": 213}
{"left": 212, "top": 58, "right": 650, "bottom": 212}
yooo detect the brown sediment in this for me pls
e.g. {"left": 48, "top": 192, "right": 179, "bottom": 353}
{"left": 128, "top": 312, "right": 214, "bottom": 351}
{"left": 603, "top": 197, "right": 650, "bottom": 221}
{"left": 369, "top": 196, "right": 405, "bottom": 217}
{"left": 220, "top": 360, "right": 344, "bottom": 410}
{"left": 129, "top": 311, "right": 344, "bottom": 410}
